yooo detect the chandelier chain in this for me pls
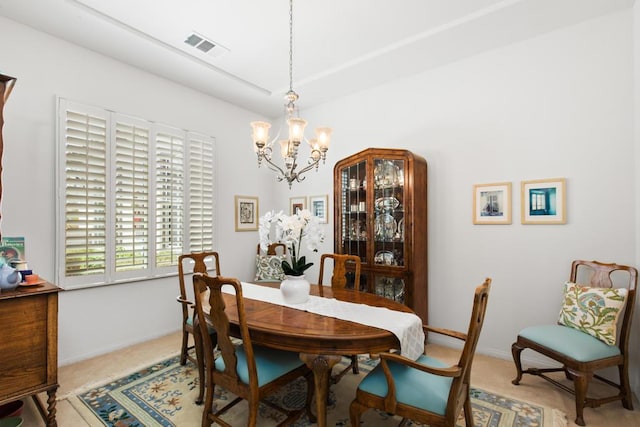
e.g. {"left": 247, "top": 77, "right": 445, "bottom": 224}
{"left": 289, "top": 0, "right": 293, "bottom": 93}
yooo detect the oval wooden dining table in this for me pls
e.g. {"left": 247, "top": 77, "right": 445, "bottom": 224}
{"left": 213, "top": 282, "right": 417, "bottom": 427}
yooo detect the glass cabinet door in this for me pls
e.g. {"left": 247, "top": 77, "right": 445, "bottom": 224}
{"left": 373, "top": 275, "right": 406, "bottom": 304}
{"left": 372, "top": 158, "right": 405, "bottom": 269}
{"left": 339, "top": 160, "right": 367, "bottom": 264}
{"left": 371, "top": 157, "right": 406, "bottom": 302}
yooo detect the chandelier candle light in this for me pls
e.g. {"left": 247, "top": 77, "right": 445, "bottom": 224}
{"left": 250, "top": 0, "right": 332, "bottom": 188}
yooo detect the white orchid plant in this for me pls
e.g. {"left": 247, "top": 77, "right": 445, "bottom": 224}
{"left": 259, "top": 209, "right": 325, "bottom": 277}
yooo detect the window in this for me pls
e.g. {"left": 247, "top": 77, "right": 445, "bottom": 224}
{"left": 56, "top": 99, "right": 216, "bottom": 289}
{"left": 530, "top": 190, "right": 546, "bottom": 212}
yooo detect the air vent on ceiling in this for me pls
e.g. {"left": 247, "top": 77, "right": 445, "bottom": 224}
{"left": 184, "top": 31, "right": 229, "bottom": 58}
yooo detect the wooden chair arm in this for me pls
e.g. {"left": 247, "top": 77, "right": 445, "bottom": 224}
{"left": 424, "top": 324, "right": 467, "bottom": 341}
{"left": 379, "top": 352, "right": 462, "bottom": 378}
{"left": 176, "top": 295, "right": 193, "bottom": 306}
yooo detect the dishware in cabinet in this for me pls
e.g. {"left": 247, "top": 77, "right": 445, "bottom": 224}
{"left": 334, "top": 148, "right": 427, "bottom": 323}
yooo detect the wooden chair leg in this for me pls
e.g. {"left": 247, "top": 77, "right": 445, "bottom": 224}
{"left": 248, "top": 398, "right": 259, "bottom": 427}
{"left": 193, "top": 328, "right": 205, "bottom": 405}
{"left": 619, "top": 363, "right": 634, "bottom": 410}
{"left": 464, "top": 394, "right": 473, "bottom": 426}
{"left": 511, "top": 342, "right": 524, "bottom": 385}
{"left": 201, "top": 381, "right": 215, "bottom": 427}
{"left": 180, "top": 329, "right": 189, "bottom": 365}
{"left": 570, "top": 368, "right": 591, "bottom": 426}
{"left": 349, "top": 399, "right": 364, "bottom": 427}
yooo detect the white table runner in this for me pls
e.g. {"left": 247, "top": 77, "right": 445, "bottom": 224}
{"left": 223, "top": 282, "right": 425, "bottom": 361}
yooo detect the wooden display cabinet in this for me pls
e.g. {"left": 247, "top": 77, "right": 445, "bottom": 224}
{"left": 0, "top": 282, "right": 61, "bottom": 426}
{"left": 333, "top": 148, "right": 428, "bottom": 323}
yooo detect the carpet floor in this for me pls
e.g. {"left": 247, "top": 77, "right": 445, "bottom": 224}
{"left": 62, "top": 355, "right": 565, "bottom": 427}
{"left": 19, "top": 331, "right": 640, "bottom": 426}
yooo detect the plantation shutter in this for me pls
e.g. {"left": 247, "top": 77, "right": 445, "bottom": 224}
{"left": 56, "top": 99, "right": 217, "bottom": 289}
{"left": 187, "top": 132, "right": 215, "bottom": 252}
{"left": 62, "top": 106, "right": 108, "bottom": 278}
{"left": 154, "top": 127, "right": 185, "bottom": 267}
{"left": 114, "top": 117, "right": 150, "bottom": 273}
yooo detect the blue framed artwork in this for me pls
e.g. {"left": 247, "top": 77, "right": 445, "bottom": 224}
{"left": 521, "top": 178, "right": 566, "bottom": 224}
{"left": 309, "top": 194, "right": 329, "bottom": 223}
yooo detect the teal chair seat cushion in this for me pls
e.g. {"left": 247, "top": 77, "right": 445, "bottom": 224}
{"left": 357, "top": 354, "right": 453, "bottom": 416}
{"left": 215, "top": 345, "right": 304, "bottom": 386}
{"left": 519, "top": 324, "right": 620, "bottom": 362}
{"left": 186, "top": 316, "right": 215, "bottom": 334}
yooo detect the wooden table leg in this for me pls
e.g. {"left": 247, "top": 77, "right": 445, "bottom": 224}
{"left": 300, "top": 353, "right": 342, "bottom": 427}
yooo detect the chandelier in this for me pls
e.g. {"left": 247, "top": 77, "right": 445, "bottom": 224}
{"left": 250, "top": 0, "right": 332, "bottom": 188}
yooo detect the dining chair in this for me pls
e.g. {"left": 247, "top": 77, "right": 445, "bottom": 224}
{"left": 318, "top": 253, "right": 362, "bottom": 296}
{"left": 512, "top": 260, "right": 637, "bottom": 426}
{"left": 318, "top": 253, "right": 362, "bottom": 380}
{"left": 177, "top": 251, "right": 220, "bottom": 404}
{"left": 192, "top": 273, "right": 315, "bottom": 427}
{"left": 254, "top": 243, "right": 287, "bottom": 282}
{"left": 350, "top": 278, "right": 491, "bottom": 427}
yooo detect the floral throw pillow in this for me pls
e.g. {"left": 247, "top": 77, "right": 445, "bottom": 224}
{"left": 254, "top": 254, "right": 286, "bottom": 282}
{"left": 558, "top": 281, "right": 628, "bottom": 346}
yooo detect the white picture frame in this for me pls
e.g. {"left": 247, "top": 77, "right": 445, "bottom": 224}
{"left": 309, "top": 194, "right": 329, "bottom": 223}
{"left": 234, "top": 195, "right": 259, "bottom": 231}
{"left": 473, "top": 182, "right": 512, "bottom": 225}
{"left": 521, "top": 178, "right": 566, "bottom": 224}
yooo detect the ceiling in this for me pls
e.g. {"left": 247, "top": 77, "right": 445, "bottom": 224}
{"left": 0, "top": 0, "right": 634, "bottom": 118}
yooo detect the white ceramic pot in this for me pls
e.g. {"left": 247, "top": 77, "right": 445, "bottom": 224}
{"left": 280, "top": 274, "right": 310, "bottom": 304}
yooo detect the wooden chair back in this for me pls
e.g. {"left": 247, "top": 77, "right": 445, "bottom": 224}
{"left": 176, "top": 251, "right": 220, "bottom": 404}
{"left": 177, "top": 252, "right": 221, "bottom": 325}
{"left": 350, "top": 278, "right": 491, "bottom": 427}
{"left": 192, "top": 274, "right": 313, "bottom": 426}
{"left": 194, "top": 275, "right": 254, "bottom": 394}
{"left": 257, "top": 243, "right": 287, "bottom": 255}
{"left": 449, "top": 278, "right": 491, "bottom": 412}
{"left": 569, "top": 260, "right": 637, "bottom": 352}
{"left": 317, "top": 253, "right": 362, "bottom": 297}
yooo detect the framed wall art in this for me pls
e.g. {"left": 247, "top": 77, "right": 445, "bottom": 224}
{"left": 309, "top": 194, "right": 329, "bottom": 223}
{"left": 521, "top": 178, "right": 566, "bottom": 224}
{"left": 234, "top": 195, "right": 259, "bottom": 231}
{"left": 473, "top": 182, "right": 512, "bottom": 224}
{"left": 289, "top": 196, "right": 306, "bottom": 215}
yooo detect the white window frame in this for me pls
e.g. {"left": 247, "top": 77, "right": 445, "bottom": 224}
{"left": 56, "top": 98, "right": 217, "bottom": 289}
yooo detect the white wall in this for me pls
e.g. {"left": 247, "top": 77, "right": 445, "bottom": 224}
{"left": 281, "top": 9, "right": 639, "bottom": 395}
{"left": 633, "top": 0, "right": 640, "bottom": 396}
{"left": 0, "top": 16, "right": 278, "bottom": 365}
{"left": 1, "top": 7, "right": 638, "bottom": 399}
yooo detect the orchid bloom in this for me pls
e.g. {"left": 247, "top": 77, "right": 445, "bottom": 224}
{"left": 258, "top": 208, "right": 325, "bottom": 276}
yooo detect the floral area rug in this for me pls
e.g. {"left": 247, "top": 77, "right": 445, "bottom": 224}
{"left": 64, "top": 355, "right": 566, "bottom": 426}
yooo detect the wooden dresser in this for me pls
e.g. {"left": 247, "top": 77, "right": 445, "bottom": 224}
{"left": 0, "top": 281, "right": 61, "bottom": 426}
